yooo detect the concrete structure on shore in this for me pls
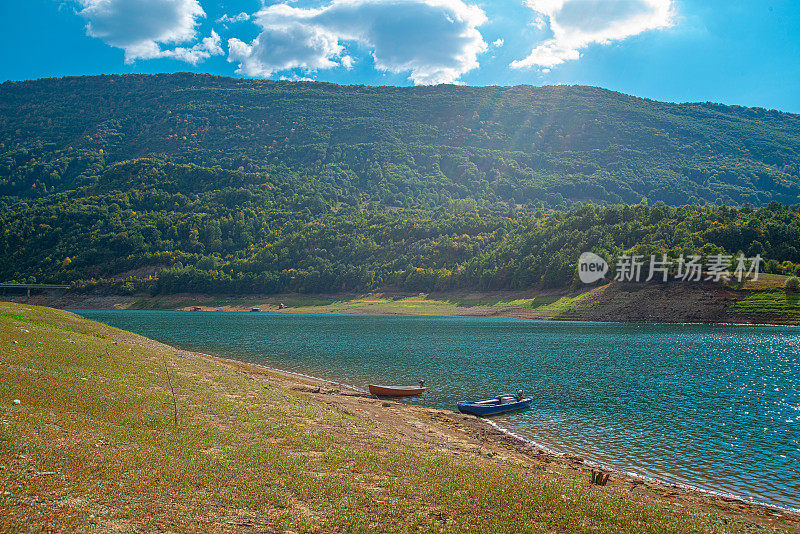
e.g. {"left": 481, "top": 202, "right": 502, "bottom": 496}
{"left": 0, "top": 283, "right": 70, "bottom": 303}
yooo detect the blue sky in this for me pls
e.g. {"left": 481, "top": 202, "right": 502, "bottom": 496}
{"left": 1, "top": 1, "right": 799, "bottom": 112}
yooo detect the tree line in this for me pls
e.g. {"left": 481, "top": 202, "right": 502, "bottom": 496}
{"left": 2, "top": 161, "right": 799, "bottom": 295}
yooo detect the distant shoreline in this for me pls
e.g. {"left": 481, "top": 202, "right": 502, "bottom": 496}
{"left": 5, "top": 277, "right": 800, "bottom": 326}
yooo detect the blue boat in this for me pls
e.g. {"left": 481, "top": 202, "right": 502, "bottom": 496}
{"left": 457, "top": 394, "right": 532, "bottom": 416}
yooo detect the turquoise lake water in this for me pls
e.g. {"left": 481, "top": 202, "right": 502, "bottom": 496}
{"left": 74, "top": 310, "right": 800, "bottom": 511}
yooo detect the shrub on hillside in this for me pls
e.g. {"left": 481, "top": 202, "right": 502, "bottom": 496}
{"left": 785, "top": 276, "right": 800, "bottom": 293}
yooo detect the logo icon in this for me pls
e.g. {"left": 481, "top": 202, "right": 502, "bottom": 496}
{"left": 578, "top": 252, "right": 609, "bottom": 284}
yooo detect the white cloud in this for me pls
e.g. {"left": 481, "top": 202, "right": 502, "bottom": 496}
{"left": 229, "top": 21, "right": 343, "bottom": 74}
{"left": 512, "top": 0, "right": 673, "bottom": 69}
{"left": 77, "top": 0, "right": 222, "bottom": 64}
{"left": 279, "top": 74, "right": 317, "bottom": 82}
{"left": 159, "top": 30, "right": 223, "bottom": 65}
{"left": 492, "top": 38, "right": 504, "bottom": 47}
{"left": 217, "top": 12, "right": 250, "bottom": 24}
{"left": 227, "top": 0, "right": 488, "bottom": 85}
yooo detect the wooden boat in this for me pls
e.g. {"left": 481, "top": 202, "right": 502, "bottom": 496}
{"left": 457, "top": 395, "right": 532, "bottom": 416}
{"left": 368, "top": 384, "right": 426, "bottom": 397}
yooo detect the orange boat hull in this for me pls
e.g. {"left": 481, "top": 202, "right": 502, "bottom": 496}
{"left": 368, "top": 384, "right": 426, "bottom": 397}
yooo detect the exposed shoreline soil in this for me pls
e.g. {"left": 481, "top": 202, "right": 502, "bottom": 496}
{"left": 4, "top": 277, "right": 799, "bottom": 326}
{"left": 203, "top": 352, "right": 800, "bottom": 528}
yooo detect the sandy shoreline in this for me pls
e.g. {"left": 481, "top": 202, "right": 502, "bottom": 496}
{"left": 183, "top": 347, "right": 800, "bottom": 528}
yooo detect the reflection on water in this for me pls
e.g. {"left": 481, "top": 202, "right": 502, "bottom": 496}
{"left": 75, "top": 310, "right": 800, "bottom": 510}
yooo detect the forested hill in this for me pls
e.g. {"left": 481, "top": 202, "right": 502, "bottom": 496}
{"left": 3, "top": 74, "right": 800, "bottom": 294}
{"left": 2, "top": 73, "right": 800, "bottom": 208}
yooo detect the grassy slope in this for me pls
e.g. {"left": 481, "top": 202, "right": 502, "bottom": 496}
{"left": 1, "top": 303, "right": 795, "bottom": 532}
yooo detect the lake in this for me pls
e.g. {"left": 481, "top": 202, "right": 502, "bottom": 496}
{"left": 74, "top": 310, "right": 800, "bottom": 511}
